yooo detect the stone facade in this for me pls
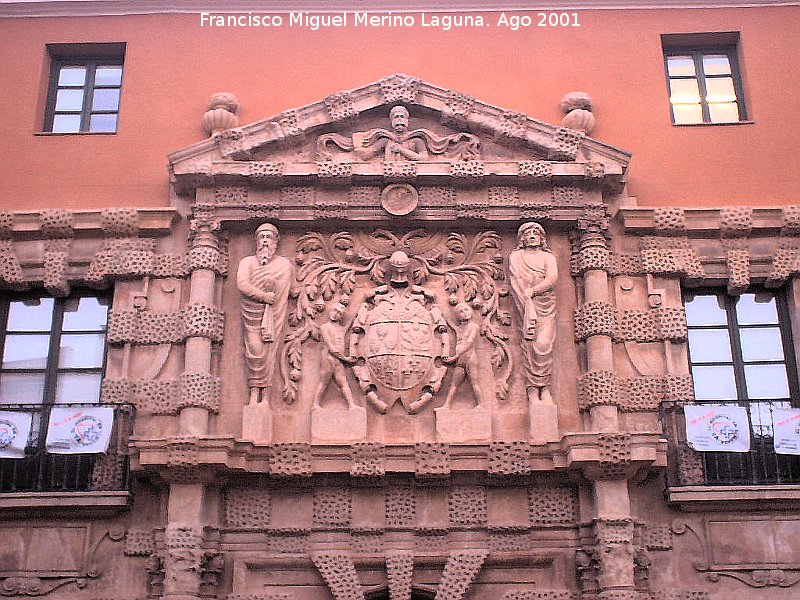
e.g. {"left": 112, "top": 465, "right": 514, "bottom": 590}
{"left": 0, "top": 75, "right": 798, "bottom": 600}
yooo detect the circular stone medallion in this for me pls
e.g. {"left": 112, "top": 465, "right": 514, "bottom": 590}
{"left": 381, "top": 183, "right": 418, "bottom": 216}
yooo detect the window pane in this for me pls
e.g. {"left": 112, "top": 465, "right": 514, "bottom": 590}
{"left": 89, "top": 113, "right": 117, "bottom": 132}
{"left": 740, "top": 327, "right": 784, "bottom": 362}
{"left": 667, "top": 56, "right": 695, "bottom": 76}
{"left": 55, "top": 88, "right": 84, "bottom": 111}
{"left": 52, "top": 114, "right": 82, "bottom": 133}
{"left": 94, "top": 66, "right": 122, "bottom": 86}
{"left": 745, "top": 364, "right": 790, "bottom": 399}
{"left": 59, "top": 334, "right": 105, "bottom": 368}
{"left": 0, "top": 373, "right": 46, "bottom": 404}
{"left": 62, "top": 297, "right": 109, "bottom": 331}
{"left": 2, "top": 335, "right": 50, "bottom": 369}
{"left": 705, "top": 77, "right": 737, "bottom": 103}
{"left": 703, "top": 54, "right": 732, "bottom": 75}
{"left": 57, "top": 66, "right": 86, "bottom": 86}
{"left": 736, "top": 294, "right": 778, "bottom": 325}
{"left": 685, "top": 294, "right": 727, "bottom": 326}
{"left": 672, "top": 103, "right": 703, "bottom": 124}
{"left": 669, "top": 78, "right": 701, "bottom": 103}
{"left": 55, "top": 373, "right": 102, "bottom": 404}
{"left": 7, "top": 298, "right": 54, "bottom": 331}
{"left": 708, "top": 102, "right": 740, "bottom": 123}
{"left": 688, "top": 329, "right": 732, "bottom": 363}
{"left": 692, "top": 365, "right": 737, "bottom": 400}
{"left": 92, "top": 88, "right": 120, "bottom": 111}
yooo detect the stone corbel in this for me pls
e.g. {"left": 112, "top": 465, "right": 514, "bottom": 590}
{"left": 310, "top": 552, "right": 363, "bottom": 600}
{"left": 435, "top": 550, "right": 489, "bottom": 600}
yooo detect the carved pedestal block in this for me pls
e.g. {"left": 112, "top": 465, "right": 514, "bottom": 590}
{"left": 380, "top": 414, "right": 427, "bottom": 444}
{"left": 435, "top": 408, "right": 492, "bottom": 443}
{"left": 492, "top": 411, "right": 529, "bottom": 441}
{"left": 311, "top": 407, "right": 367, "bottom": 443}
{"left": 529, "top": 403, "right": 560, "bottom": 444}
{"left": 241, "top": 404, "right": 273, "bottom": 444}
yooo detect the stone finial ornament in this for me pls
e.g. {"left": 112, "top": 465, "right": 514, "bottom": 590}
{"left": 202, "top": 92, "right": 241, "bottom": 136}
{"left": 559, "top": 91, "right": 595, "bottom": 135}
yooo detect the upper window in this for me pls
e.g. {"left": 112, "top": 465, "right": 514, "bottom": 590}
{"left": 684, "top": 290, "right": 800, "bottom": 484}
{"left": 44, "top": 43, "right": 125, "bottom": 133}
{"left": 662, "top": 33, "right": 747, "bottom": 125}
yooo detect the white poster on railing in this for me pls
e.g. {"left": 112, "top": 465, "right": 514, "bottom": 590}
{"left": 45, "top": 407, "right": 113, "bottom": 454}
{"left": 684, "top": 404, "right": 751, "bottom": 452}
{"left": 773, "top": 408, "right": 800, "bottom": 455}
{"left": 0, "top": 411, "right": 33, "bottom": 458}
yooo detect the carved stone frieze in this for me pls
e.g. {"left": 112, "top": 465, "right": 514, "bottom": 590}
{"left": 386, "top": 483, "right": 416, "bottom": 528}
{"left": 124, "top": 528, "right": 156, "bottom": 556}
{"left": 614, "top": 307, "right": 687, "bottom": 343}
{"left": 720, "top": 206, "right": 753, "bottom": 237}
{"left": 313, "top": 488, "right": 352, "bottom": 527}
{"left": 502, "top": 592, "right": 576, "bottom": 600}
{"left": 324, "top": 91, "right": 357, "bottom": 122}
{"left": 551, "top": 127, "right": 584, "bottom": 161}
{"left": 224, "top": 488, "right": 271, "bottom": 530}
{"left": 528, "top": 485, "right": 578, "bottom": 526}
{"left": 442, "top": 90, "right": 475, "bottom": 125}
{"left": 350, "top": 442, "right": 385, "bottom": 477}
{"left": 435, "top": 550, "right": 489, "bottom": 600}
{"left": 269, "top": 443, "right": 312, "bottom": 477}
{"left": 106, "top": 304, "right": 223, "bottom": 345}
{"left": 652, "top": 208, "right": 686, "bottom": 233}
{"left": 639, "top": 237, "right": 705, "bottom": 279}
{"left": 448, "top": 486, "right": 487, "bottom": 528}
{"left": 380, "top": 74, "right": 420, "bottom": 103}
{"left": 415, "top": 442, "right": 451, "bottom": 477}
{"left": 488, "top": 442, "right": 531, "bottom": 476}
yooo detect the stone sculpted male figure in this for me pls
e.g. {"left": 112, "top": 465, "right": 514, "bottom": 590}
{"left": 236, "top": 223, "right": 294, "bottom": 405}
{"left": 508, "top": 222, "right": 558, "bottom": 404}
{"left": 440, "top": 302, "right": 487, "bottom": 409}
{"left": 312, "top": 303, "right": 358, "bottom": 410}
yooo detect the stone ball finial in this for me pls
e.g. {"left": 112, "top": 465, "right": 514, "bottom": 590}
{"left": 202, "top": 92, "right": 241, "bottom": 136}
{"left": 559, "top": 91, "right": 595, "bottom": 135}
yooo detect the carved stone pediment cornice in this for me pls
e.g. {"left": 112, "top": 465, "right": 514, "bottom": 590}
{"left": 168, "top": 74, "right": 631, "bottom": 198}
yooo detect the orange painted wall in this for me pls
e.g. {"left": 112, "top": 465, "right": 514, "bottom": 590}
{"left": 1, "top": 7, "right": 798, "bottom": 210}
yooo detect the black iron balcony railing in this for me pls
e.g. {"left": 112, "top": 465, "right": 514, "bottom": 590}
{"left": 663, "top": 401, "right": 800, "bottom": 486}
{"left": 0, "top": 402, "right": 133, "bottom": 493}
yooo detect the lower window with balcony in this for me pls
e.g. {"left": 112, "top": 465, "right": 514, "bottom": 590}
{"left": 0, "top": 293, "right": 131, "bottom": 502}
{"left": 667, "top": 290, "right": 800, "bottom": 500}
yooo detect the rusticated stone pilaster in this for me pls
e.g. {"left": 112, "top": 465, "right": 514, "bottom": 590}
{"left": 574, "top": 302, "right": 615, "bottom": 341}
{"left": 270, "top": 443, "right": 312, "bottom": 477}
{"left": 594, "top": 518, "right": 636, "bottom": 591}
{"left": 435, "top": 550, "right": 489, "bottom": 600}
{"left": 224, "top": 488, "right": 271, "bottom": 529}
{"left": 163, "top": 523, "right": 203, "bottom": 597}
{"left": 311, "top": 552, "right": 363, "bottom": 600}
{"left": 386, "top": 552, "right": 414, "bottom": 600}
{"left": 578, "top": 370, "right": 621, "bottom": 410}
{"left": 415, "top": 442, "right": 450, "bottom": 477}
{"left": 351, "top": 442, "right": 385, "bottom": 477}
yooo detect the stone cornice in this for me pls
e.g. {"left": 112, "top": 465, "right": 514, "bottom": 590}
{"left": 2, "top": 0, "right": 798, "bottom": 18}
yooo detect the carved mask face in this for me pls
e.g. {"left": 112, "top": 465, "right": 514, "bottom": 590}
{"left": 390, "top": 108, "right": 409, "bottom": 133}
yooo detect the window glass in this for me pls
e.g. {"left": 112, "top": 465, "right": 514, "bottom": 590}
{"left": 92, "top": 88, "right": 120, "bottom": 111}
{"left": 688, "top": 329, "right": 732, "bottom": 362}
{"left": 744, "top": 364, "right": 790, "bottom": 399}
{"left": 740, "top": 328, "right": 784, "bottom": 362}
{"left": 62, "top": 296, "right": 109, "bottom": 331}
{"left": 57, "top": 67, "right": 86, "bottom": 86}
{"left": 94, "top": 66, "right": 122, "bottom": 86}
{"left": 89, "top": 114, "right": 117, "bottom": 132}
{"left": 672, "top": 104, "right": 703, "bottom": 125}
{"left": 685, "top": 294, "right": 727, "bottom": 326}
{"left": 667, "top": 56, "right": 695, "bottom": 76}
{"left": 58, "top": 334, "right": 106, "bottom": 368}
{"left": 2, "top": 334, "right": 50, "bottom": 369}
{"left": 0, "top": 373, "right": 46, "bottom": 404}
{"left": 692, "top": 365, "right": 738, "bottom": 400}
{"left": 52, "top": 114, "right": 82, "bottom": 133}
{"left": 708, "top": 102, "right": 740, "bottom": 123}
{"left": 737, "top": 294, "right": 779, "bottom": 325}
{"left": 55, "top": 88, "right": 84, "bottom": 111}
{"left": 55, "top": 373, "right": 102, "bottom": 404}
{"left": 669, "top": 78, "right": 701, "bottom": 103}
{"left": 7, "top": 298, "right": 54, "bottom": 331}
{"left": 703, "top": 54, "right": 732, "bottom": 75}
{"left": 705, "top": 77, "right": 737, "bottom": 103}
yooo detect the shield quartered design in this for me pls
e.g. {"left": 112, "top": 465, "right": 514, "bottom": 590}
{"left": 364, "top": 299, "right": 435, "bottom": 391}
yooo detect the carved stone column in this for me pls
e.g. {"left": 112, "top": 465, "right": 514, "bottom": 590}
{"left": 179, "top": 216, "right": 225, "bottom": 435}
{"left": 574, "top": 221, "right": 618, "bottom": 432}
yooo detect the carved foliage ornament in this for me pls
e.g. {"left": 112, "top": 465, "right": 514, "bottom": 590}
{"left": 285, "top": 229, "right": 511, "bottom": 410}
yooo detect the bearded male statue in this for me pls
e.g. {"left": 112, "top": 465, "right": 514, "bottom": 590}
{"left": 236, "top": 223, "right": 294, "bottom": 405}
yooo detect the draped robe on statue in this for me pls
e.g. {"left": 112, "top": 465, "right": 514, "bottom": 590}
{"left": 236, "top": 254, "right": 293, "bottom": 390}
{"left": 508, "top": 248, "right": 557, "bottom": 389}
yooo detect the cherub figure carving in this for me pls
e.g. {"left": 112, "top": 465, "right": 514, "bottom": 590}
{"left": 312, "top": 303, "right": 359, "bottom": 410}
{"left": 440, "top": 302, "right": 489, "bottom": 409}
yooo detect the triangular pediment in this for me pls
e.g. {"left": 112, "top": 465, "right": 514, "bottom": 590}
{"left": 168, "top": 74, "right": 630, "bottom": 195}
